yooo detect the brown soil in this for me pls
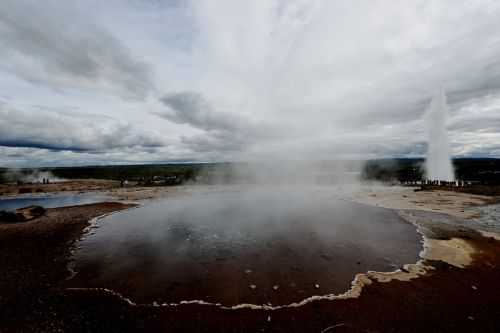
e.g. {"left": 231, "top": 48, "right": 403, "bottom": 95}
{"left": 1, "top": 196, "right": 500, "bottom": 332}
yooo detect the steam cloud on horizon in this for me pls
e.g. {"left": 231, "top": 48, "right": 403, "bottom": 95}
{"left": 1, "top": 0, "right": 500, "bottom": 167}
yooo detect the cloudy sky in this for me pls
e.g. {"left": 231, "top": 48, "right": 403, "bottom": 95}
{"left": 1, "top": 0, "right": 500, "bottom": 167}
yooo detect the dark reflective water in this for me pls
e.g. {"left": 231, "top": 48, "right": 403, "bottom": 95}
{"left": 0, "top": 193, "right": 111, "bottom": 211}
{"left": 68, "top": 186, "right": 421, "bottom": 306}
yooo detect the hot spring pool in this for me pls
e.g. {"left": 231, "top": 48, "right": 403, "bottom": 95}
{"left": 67, "top": 186, "right": 422, "bottom": 306}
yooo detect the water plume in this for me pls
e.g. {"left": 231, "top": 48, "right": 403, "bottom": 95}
{"left": 425, "top": 88, "right": 455, "bottom": 181}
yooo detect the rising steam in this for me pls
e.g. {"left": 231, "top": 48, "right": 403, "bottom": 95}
{"left": 2, "top": 169, "right": 64, "bottom": 183}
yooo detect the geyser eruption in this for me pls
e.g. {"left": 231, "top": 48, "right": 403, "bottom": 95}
{"left": 425, "top": 88, "right": 455, "bottom": 181}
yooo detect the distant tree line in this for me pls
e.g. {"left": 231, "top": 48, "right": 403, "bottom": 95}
{"left": 1, "top": 159, "right": 499, "bottom": 185}
{"left": 0, "top": 164, "right": 207, "bottom": 184}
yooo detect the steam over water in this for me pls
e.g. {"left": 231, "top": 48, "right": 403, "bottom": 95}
{"left": 68, "top": 186, "right": 421, "bottom": 306}
{"left": 425, "top": 89, "right": 455, "bottom": 181}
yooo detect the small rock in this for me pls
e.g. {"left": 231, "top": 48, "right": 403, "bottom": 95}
{"left": 468, "top": 316, "right": 474, "bottom": 321}
{"left": 273, "top": 285, "right": 279, "bottom": 291}
{"left": 267, "top": 315, "right": 271, "bottom": 322}
{"left": 314, "top": 284, "right": 320, "bottom": 289}
{"left": 16, "top": 205, "right": 46, "bottom": 220}
{"left": 249, "top": 284, "right": 256, "bottom": 290}
{"left": 471, "top": 285, "right": 478, "bottom": 290}
{"left": 244, "top": 269, "right": 252, "bottom": 274}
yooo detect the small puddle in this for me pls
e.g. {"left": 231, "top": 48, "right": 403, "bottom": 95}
{"left": 67, "top": 186, "right": 422, "bottom": 306}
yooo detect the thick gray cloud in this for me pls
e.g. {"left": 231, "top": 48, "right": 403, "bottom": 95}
{"left": 158, "top": 92, "right": 244, "bottom": 133}
{"left": 156, "top": 91, "right": 278, "bottom": 154}
{"left": 0, "top": 0, "right": 153, "bottom": 99}
{"left": 0, "top": 105, "right": 165, "bottom": 152}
